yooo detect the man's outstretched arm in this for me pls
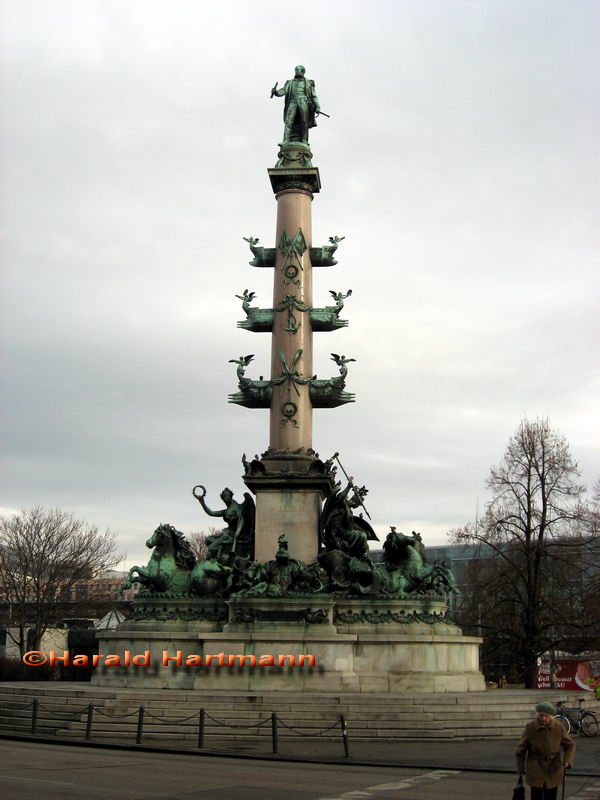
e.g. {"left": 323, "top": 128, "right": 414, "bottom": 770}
{"left": 271, "top": 81, "right": 286, "bottom": 98}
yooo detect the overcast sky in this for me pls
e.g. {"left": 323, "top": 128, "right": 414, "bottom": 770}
{"left": 1, "top": 0, "right": 598, "bottom": 568}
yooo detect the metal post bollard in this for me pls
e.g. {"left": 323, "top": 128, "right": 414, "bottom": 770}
{"left": 340, "top": 715, "right": 350, "bottom": 758}
{"left": 136, "top": 706, "right": 145, "bottom": 744}
{"left": 198, "top": 708, "right": 205, "bottom": 749}
{"left": 85, "top": 704, "right": 94, "bottom": 740}
{"left": 31, "top": 698, "right": 39, "bottom": 735}
{"left": 271, "top": 712, "right": 279, "bottom": 754}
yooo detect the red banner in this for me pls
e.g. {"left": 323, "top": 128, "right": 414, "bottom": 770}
{"left": 536, "top": 658, "right": 600, "bottom": 691}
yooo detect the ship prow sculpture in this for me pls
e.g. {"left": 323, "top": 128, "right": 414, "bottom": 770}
{"left": 95, "top": 66, "right": 484, "bottom": 693}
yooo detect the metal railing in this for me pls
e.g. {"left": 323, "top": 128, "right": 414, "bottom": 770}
{"left": 19, "top": 698, "right": 351, "bottom": 756}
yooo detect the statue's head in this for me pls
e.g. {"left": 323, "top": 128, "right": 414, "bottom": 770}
{"left": 294, "top": 65, "right": 306, "bottom": 78}
{"left": 220, "top": 488, "right": 234, "bottom": 504}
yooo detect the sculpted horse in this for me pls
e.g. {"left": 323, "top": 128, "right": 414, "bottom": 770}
{"left": 379, "top": 528, "right": 459, "bottom": 596}
{"left": 120, "top": 523, "right": 196, "bottom": 594}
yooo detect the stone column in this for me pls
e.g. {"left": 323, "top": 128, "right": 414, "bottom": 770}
{"left": 248, "top": 162, "right": 328, "bottom": 565}
{"left": 269, "top": 186, "right": 314, "bottom": 451}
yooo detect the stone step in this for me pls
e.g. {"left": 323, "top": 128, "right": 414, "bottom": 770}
{"left": 1, "top": 686, "right": 594, "bottom": 704}
{"left": 0, "top": 695, "right": 94, "bottom": 706}
{"left": 0, "top": 718, "right": 68, "bottom": 732}
{"left": 0, "top": 687, "right": 117, "bottom": 699}
{"left": 95, "top": 706, "right": 436, "bottom": 723}
{"left": 56, "top": 727, "right": 458, "bottom": 741}
{"left": 104, "top": 700, "right": 363, "bottom": 712}
{"left": 433, "top": 711, "right": 527, "bottom": 721}
{"left": 2, "top": 685, "right": 597, "bottom": 743}
{"left": 0, "top": 699, "right": 37, "bottom": 709}
{"left": 59, "top": 714, "right": 521, "bottom": 734}
{"left": 0, "top": 707, "right": 84, "bottom": 721}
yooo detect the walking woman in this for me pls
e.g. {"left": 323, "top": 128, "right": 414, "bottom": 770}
{"left": 516, "top": 702, "right": 575, "bottom": 800}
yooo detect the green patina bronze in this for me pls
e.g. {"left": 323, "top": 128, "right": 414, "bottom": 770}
{"left": 129, "top": 605, "right": 227, "bottom": 623}
{"left": 275, "top": 293, "right": 311, "bottom": 334}
{"left": 331, "top": 353, "right": 356, "bottom": 380}
{"left": 235, "top": 289, "right": 272, "bottom": 333}
{"left": 270, "top": 65, "right": 321, "bottom": 144}
{"left": 230, "top": 605, "right": 330, "bottom": 624}
{"left": 228, "top": 380, "right": 272, "bottom": 408}
{"left": 319, "top": 480, "right": 379, "bottom": 594}
{"left": 228, "top": 353, "right": 255, "bottom": 382}
{"left": 120, "top": 515, "right": 458, "bottom": 606}
{"left": 192, "top": 485, "right": 255, "bottom": 562}
{"left": 237, "top": 535, "right": 323, "bottom": 598}
{"left": 272, "top": 348, "right": 314, "bottom": 428}
{"left": 272, "top": 348, "right": 313, "bottom": 397}
{"left": 227, "top": 352, "right": 272, "bottom": 407}
{"left": 318, "top": 236, "right": 345, "bottom": 265}
{"left": 334, "top": 608, "right": 450, "bottom": 626}
{"left": 235, "top": 289, "right": 256, "bottom": 314}
{"left": 228, "top": 346, "right": 356, "bottom": 411}
{"left": 120, "top": 524, "right": 195, "bottom": 595}
{"left": 309, "top": 379, "right": 355, "bottom": 408}
{"left": 228, "top": 379, "right": 355, "bottom": 410}
{"left": 243, "top": 236, "right": 343, "bottom": 268}
{"left": 279, "top": 229, "right": 306, "bottom": 289}
{"left": 237, "top": 288, "right": 352, "bottom": 332}
{"left": 327, "top": 288, "right": 352, "bottom": 315}
{"left": 377, "top": 527, "right": 459, "bottom": 597}
{"left": 190, "top": 485, "right": 256, "bottom": 597}
{"left": 243, "top": 236, "right": 266, "bottom": 267}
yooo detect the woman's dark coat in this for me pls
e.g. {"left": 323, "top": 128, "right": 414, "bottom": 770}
{"left": 516, "top": 717, "right": 575, "bottom": 789}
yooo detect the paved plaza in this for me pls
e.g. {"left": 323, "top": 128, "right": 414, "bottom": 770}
{"left": 1, "top": 735, "right": 600, "bottom": 799}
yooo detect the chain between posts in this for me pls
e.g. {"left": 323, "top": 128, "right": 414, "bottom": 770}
{"left": 94, "top": 708, "right": 141, "bottom": 718}
{"left": 143, "top": 709, "right": 200, "bottom": 723}
{"left": 24, "top": 698, "right": 350, "bottom": 756}
{"left": 37, "top": 703, "right": 90, "bottom": 715}
{"left": 277, "top": 717, "right": 342, "bottom": 736}
{"left": 203, "top": 711, "right": 271, "bottom": 729}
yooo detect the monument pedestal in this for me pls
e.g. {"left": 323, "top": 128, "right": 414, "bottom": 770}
{"left": 92, "top": 594, "right": 484, "bottom": 693}
{"left": 244, "top": 451, "right": 335, "bottom": 562}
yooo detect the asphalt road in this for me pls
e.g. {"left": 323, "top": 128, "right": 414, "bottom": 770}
{"left": 2, "top": 740, "right": 600, "bottom": 800}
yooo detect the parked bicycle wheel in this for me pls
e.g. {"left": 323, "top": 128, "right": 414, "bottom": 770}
{"left": 580, "top": 711, "right": 598, "bottom": 737}
{"left": 553, "top": 713, "right": 571, "bottom": 733}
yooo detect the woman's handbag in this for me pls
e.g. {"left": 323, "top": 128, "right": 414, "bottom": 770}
{"left": 512, "top": 775, "right": 525, "bottom": 800}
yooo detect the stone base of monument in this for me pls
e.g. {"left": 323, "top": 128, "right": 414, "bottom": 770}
{"left": 92, "top": 595, "right": 484, "bottom": 693}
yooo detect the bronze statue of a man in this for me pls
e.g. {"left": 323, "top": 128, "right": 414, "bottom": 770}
{"left": 271, "top": 65, "right": 321, "bottom": 144}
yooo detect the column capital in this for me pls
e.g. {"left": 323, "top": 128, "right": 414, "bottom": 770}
{"left": 268, "top": 167, "right": 321, "bottom": 195}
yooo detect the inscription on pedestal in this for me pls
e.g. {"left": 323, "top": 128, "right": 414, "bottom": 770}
{"left": 255, "top": 489, "right": 322, "bottom": 563}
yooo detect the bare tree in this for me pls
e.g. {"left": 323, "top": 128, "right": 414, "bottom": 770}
{"left": 591, "top": 478, "right": 600, "bottom": 534}
{"left": 0, "top": 507, "right": 122, "bottom": 656}
{"left": 451, "top": 418, "right": 597, "bottom": 687}
{"left": 187, "top": 528, "right": 219, "bottom": 562}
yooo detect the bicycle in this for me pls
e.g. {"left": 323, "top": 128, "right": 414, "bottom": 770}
{"left": 553, "top": 698, "right": 598, "bottom": 736}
